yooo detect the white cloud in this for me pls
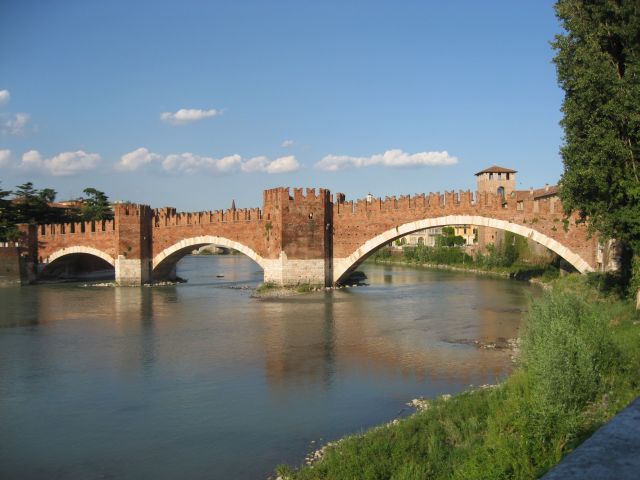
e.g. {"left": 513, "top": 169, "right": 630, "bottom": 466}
{"left": 281, "top": 139, "right": 294, "bottom": 148}
{"left": 0, "top": 90, "right": 9, "bottom": 105}
{"left": 0, "top": 149, "right": 11, "bottom": 167}
{"left": 240, "top": 156, "right": 270, "bottom": 173}
{"left": 160, "top": 108, "right": 221, "bottom": 125}
{"left": 2, "top": 113, "right": 30, "bottom": 136}
{"left": 315, "top": 149, "right": 458, "bottom": 171}
{"left": 116, "top": 147, "right": 162, "bottom": 171}
{"left": 20, "top": 150, "right": 101, "bottom": 176}
{"left": 162, "top": 153, "right": 242, "bottom": 174}
{"left": 265, "top": 155, "right": 299, "bottom": 173}
{"left": 117, "top": 147, "right": 299, "bottom": 175}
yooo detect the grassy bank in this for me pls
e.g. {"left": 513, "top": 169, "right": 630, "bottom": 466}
{"left": 370, "top": 244, "right": 564, "bottom": 283}
{"left": 275, "top": 275, "right": 640, "bottom": 479}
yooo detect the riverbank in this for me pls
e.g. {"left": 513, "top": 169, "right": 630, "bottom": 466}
{"left": 273, "top": 274, "right": 640, "bottom": 479}
{"left": 369, "top": 256, "right": 561, "bottom": 285}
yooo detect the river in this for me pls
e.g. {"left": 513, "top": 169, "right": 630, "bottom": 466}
{"left": 0, "top": 255, "right": 536, "bottom": 479}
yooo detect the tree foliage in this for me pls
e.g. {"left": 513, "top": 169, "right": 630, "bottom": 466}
{"left": 436, "top": 226, "right": 466, "bottom": 247}
{"left": 553, "top": 0, "right": 640, "bottom": 252}
{"left": 80, "top": 187, "right": 113, "bottom": 221}
{"left": 0, "top": 182, "right": 113, "bottom": 241}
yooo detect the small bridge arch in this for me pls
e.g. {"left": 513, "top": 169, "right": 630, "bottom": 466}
{"left": 38, "top": 246, "right": 116, "bottom": 280}
{"left": 43, "top": 246, "right": 116, "bottom": 268}
{"left": 152, "top": 235, "right": 266, "bottom": 280}
{"left": 333, "top": 215, "right": 594, "bottom": 284}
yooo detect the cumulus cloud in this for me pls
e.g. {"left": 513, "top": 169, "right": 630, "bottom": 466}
{"left": 160, "top": 108, "right": 221, "bottom": 125}
{"left": 0, "top": 149, "right": 12, "bottom": 167}
{"left": 240, "top": 155, "right": 299, "bottom": 174}
{"left": 162, "top": 153, "right": 242, "bottom": 174}
{"left": 117, "top": 147, "right": 300, "bottom": 175}
{"left": 0, "top": 90, "right": 9, "bottom": 105}
{"left": 265, "top": 155, "right": 299, "bottom": 173}
{"left": 315, "top": 149, "right": 458, "bottom": 171}
{"left": 20, "top": 150, "right": 101, "bottom": 176}
{"left": 2, "top": 113, "right": 30, "bottom": 136}
{"left": 116, "top": 147, "right": 163, "bottom": 171}
{"left": 281, "top": 139, "right": 294, "bottom": 148}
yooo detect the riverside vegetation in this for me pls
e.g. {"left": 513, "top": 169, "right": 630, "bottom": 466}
{"left": 370, "top": 231, "right": 565, "bottom": 283}
{"left": 275, "top": 274, "right": 640, "bottom": 479}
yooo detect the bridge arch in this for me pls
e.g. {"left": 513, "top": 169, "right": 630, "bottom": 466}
{"left": 44, "top": 246, "right": 116, "bottom": 267}
{"left": 333, "top": 215, "right": 594, "bottom": 284}
{"left": 38, "top": 246, "right": 116, "bottom": 280}
{"left": 152, "top": 235, "right": 266, "bottom": 280}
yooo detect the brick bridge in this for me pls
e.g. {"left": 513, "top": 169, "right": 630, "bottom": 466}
{"left": 20, "top": 187, "right": 601, "bottom": 286}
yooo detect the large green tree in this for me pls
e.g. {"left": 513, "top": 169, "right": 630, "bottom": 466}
{"left": 553, "top": 0, "right": 640, "bottom": 297}
{"left": 80, "top": 187, "right": 113, "bottom": 221}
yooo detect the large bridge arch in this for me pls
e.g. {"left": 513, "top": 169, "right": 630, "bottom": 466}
{"left": 333, "top": 215, "right": 594, "bottom": 284}
{"left": 152, "top": 235, "right": 266, "bottom": 280}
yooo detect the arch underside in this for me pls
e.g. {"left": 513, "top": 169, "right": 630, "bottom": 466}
{"left": 39, "top": 246, "right": 116, "bottom": 280}
{"left": 152, "top": 235, "right": 265, "bottom": 280}
{"left": 333, "top": 215, "right": 594, "bottom": 284}
{"left": 43, "top": 246, "right": 116, "bottom": 267}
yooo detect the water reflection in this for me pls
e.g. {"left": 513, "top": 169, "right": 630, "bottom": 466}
{"left": 0, "top": 256, "right": 537, "bottom": 480}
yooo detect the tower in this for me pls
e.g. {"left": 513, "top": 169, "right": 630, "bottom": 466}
{"left": 475, "top": 165, "right": 517, "bottom": 198}
{"left": 475, "top": 165, "right": 517, "bottom": 247}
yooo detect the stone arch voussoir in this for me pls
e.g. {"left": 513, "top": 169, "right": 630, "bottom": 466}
{"left": 333, "top": 215, "right": 594, "bottom": 284}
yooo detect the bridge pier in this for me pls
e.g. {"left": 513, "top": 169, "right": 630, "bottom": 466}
{"left": 263, "top": 252, "right": 327, "bottom": 287}
{"left": 115, "top": 257, "right": 151, "bottom": 285}
{"left": 114, "top": 203, "right": 153, "bottom": 286}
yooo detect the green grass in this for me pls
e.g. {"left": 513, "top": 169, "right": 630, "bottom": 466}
{"left": 276, "top": 275, "right": 640, "bottom": 479}
{"left": 256, "top": 281, "right": 278, "bottom": 293}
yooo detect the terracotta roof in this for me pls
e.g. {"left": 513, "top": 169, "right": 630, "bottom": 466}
{"left": 513, "top": 184, "right": 559, "bottom": 200}
{"left": 474, "top": 165, "right": 517, "bottom": 175}
{"left": 532, "top": 184, "right": 559, "bottom": 199}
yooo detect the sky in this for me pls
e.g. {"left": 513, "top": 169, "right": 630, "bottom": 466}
{"left": 0, "top": 0, "right": 566, "bottom": 211}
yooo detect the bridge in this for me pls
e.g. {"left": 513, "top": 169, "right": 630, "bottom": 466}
{"left": 17, "top": 186, "right": 602, "bottom": 286}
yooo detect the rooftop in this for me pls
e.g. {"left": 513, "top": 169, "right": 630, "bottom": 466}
{"left": 475, "top": 165, "right": 518, "bottom": 176}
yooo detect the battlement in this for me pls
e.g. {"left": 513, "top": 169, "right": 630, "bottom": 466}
{"left": 264, "top": 187, "right": 330, "bottom": 207}
{"left": 153, "top": 207, "right": 263, "bottom": 228}
{"left": 114, "top": 202, "right": 153, "bottom": 217}
{"left": 38, "top": 220, "right": 115, "bottom": 237}
{"left": 334, "top": 189, "right": 560, "bottom": 216}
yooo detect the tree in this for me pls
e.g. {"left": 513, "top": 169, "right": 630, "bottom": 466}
{"left": 0, "top": 182, "right": 19, "bottom": 241}
{"left": 13, "top": 182, "right": 57, "bottom": 224}
{"left": 437, "top": 227, "right": 466, "bottom": 247}
{"left": 553, "top": 0, "right": 640, "bottom": 301}
{"left": 80, "top": 187, "right": 113, "bottom": 221}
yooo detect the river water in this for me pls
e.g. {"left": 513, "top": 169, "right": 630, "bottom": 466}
{"left": 0, "top": 255, "right": 536, "bottom": 479}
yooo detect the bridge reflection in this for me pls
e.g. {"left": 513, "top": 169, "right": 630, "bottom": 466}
{"left": 5, "top": 261, "right": 527, "bottom": 397}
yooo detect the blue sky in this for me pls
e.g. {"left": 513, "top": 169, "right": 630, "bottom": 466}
{"left": 0, "top": 0, "right": 564, "bottom": 211}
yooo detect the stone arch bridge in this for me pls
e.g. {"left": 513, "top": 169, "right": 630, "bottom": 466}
{"left": 18, "top": 187, "right": 602, "bottom": 286}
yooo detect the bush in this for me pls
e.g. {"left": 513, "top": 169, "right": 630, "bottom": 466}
{"left": 520, "top": 292, "right": 620, "bottom": 442}
{"left": 403, "top": 245, "right": 472, "bottom": 265}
